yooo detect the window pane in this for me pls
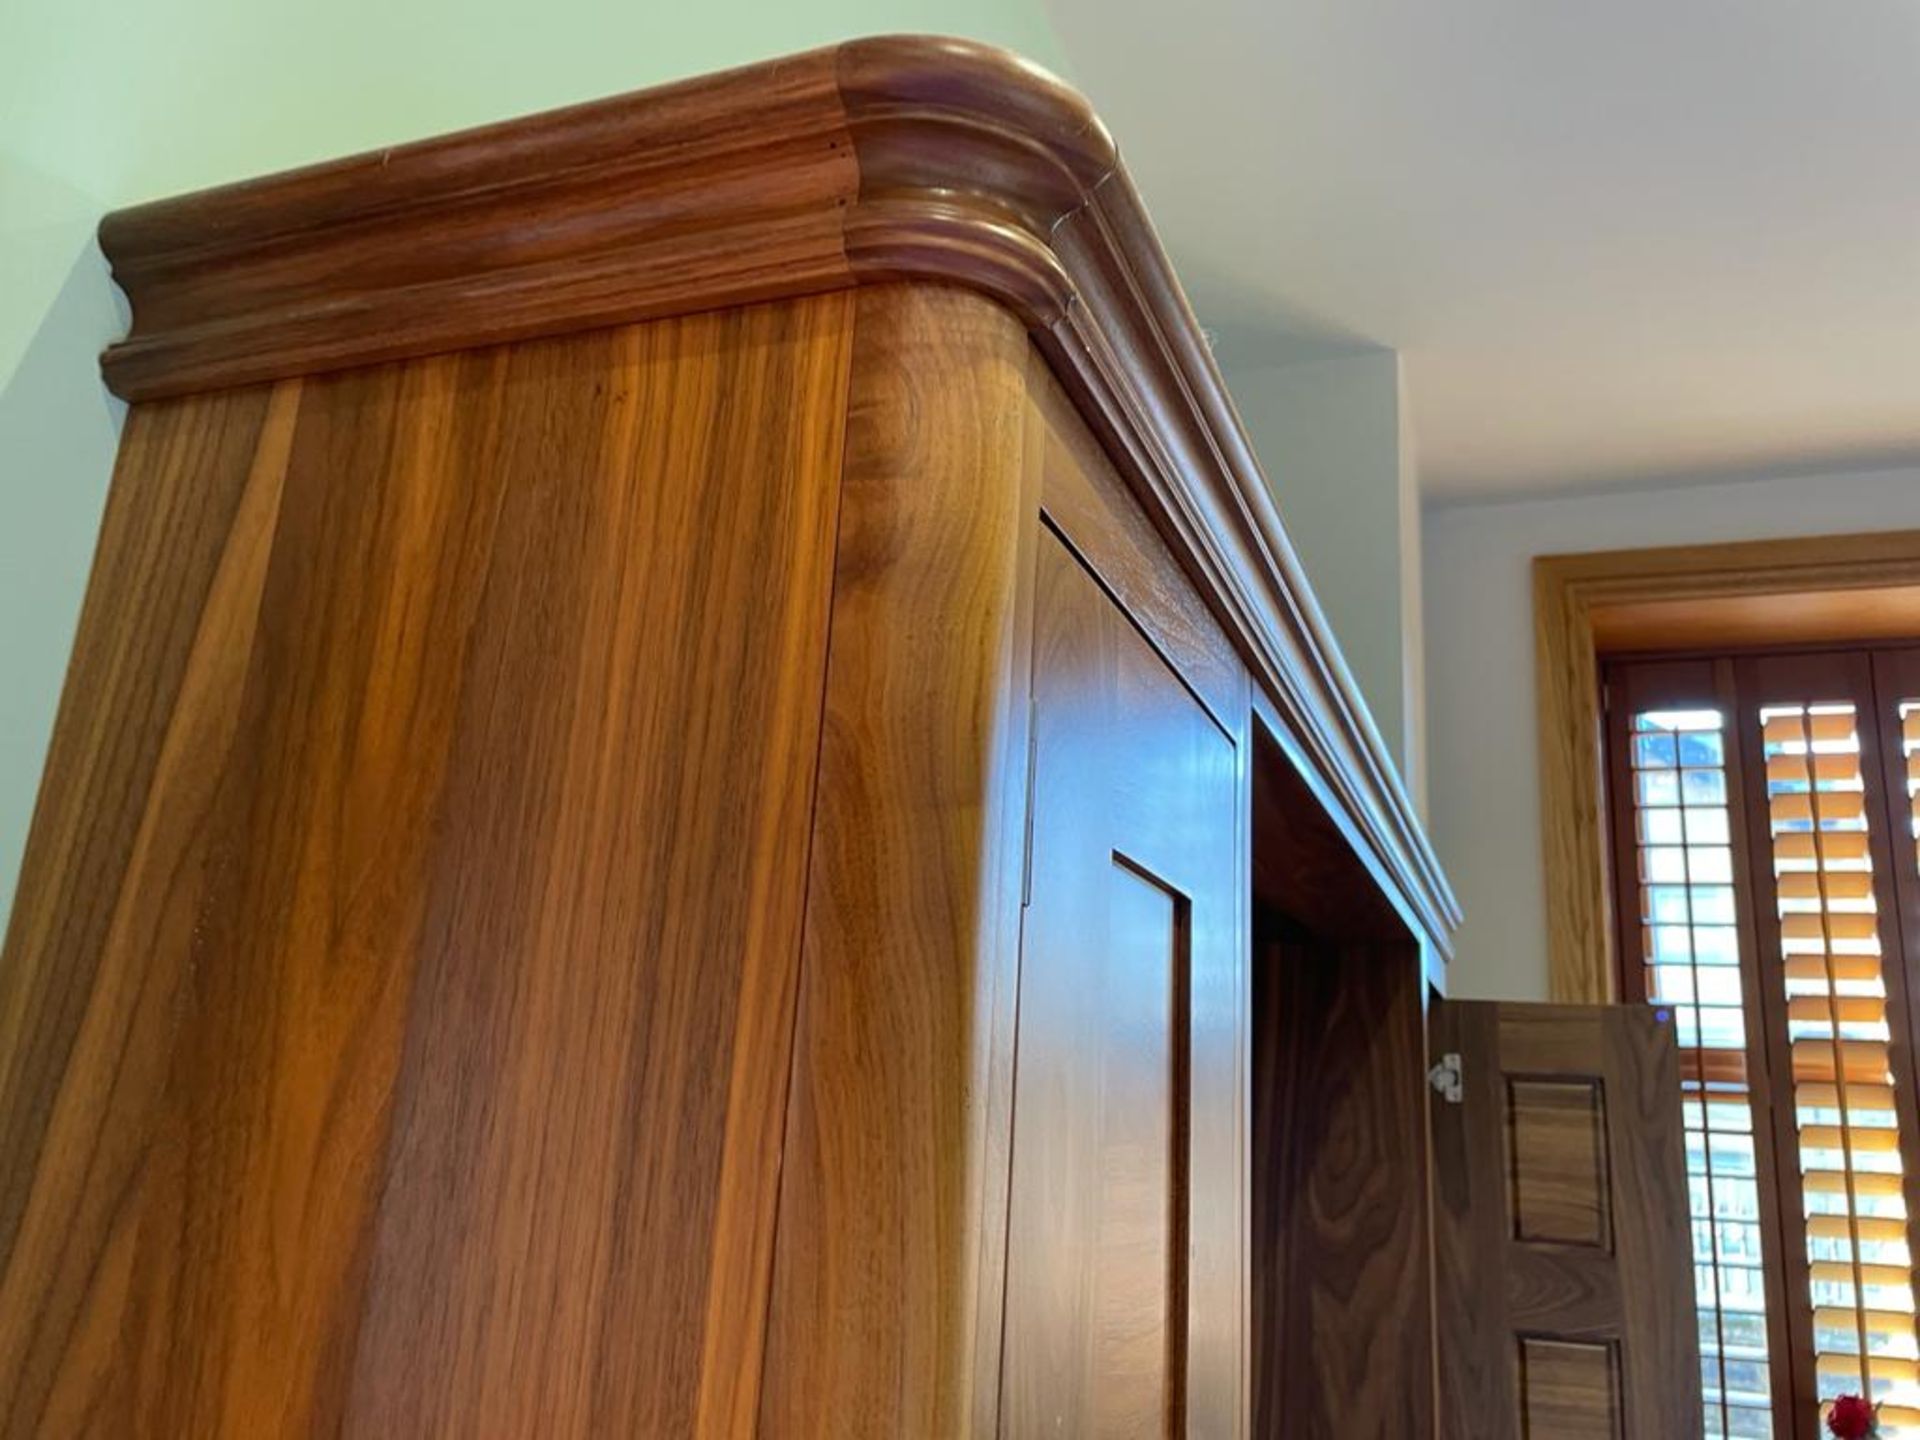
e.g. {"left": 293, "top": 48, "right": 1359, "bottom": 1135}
{"left": 1628, "top": 706, "right": 1775, "bottom": 1437}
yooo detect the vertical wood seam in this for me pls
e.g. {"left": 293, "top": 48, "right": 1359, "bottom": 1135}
{"left": 739, "top": 294, "right": 861, "bottom": 1440}
{"left": 983, "top": 360, "right": 1050, "bottom": 1440}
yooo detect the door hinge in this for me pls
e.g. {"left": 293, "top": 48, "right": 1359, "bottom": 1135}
{"left": 1428, "top": 1053, "right": 1464, "bottom": 1105}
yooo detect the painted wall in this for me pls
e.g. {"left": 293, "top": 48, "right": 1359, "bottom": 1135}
{"left": 1424, "top": 464, "right": 1920, "bottom": 1001}
{"left": 1230, "top": 348, "right": 1424, "bottom": 799}
{"left": 0, "top": 0, "right": 1064, "bottom": 927}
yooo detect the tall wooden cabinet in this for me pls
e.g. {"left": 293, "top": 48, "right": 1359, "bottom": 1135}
{"left": 0, "top": 36, "right": 1464, "bottom": 1438}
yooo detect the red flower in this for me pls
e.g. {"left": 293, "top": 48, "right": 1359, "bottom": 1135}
{"left": 1828, "top": 1394, "right": 1878, "bottom": 1439}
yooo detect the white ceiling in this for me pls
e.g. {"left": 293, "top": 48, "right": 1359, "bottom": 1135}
{"left": 1043, "top": 0, "right": 1920, "bottom": 500}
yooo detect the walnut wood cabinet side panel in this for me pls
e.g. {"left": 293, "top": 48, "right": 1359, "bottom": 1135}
{"left": 1252, "top": 923, "right": 1434, "bottom": 1440}
{"left": 761, "top": 285, "right": 1043, "bottom": 1438}
{"left": 0, "top": 384, "right": 295, "bottom": 1435}
{"left": 0, "top": 295, "right": 856, "bottom": 1438}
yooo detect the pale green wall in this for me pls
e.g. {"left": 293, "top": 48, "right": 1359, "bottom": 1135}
{"left": 1229, "top": 348, "right": 1425, "bottom": 804}
{"left": 0, "top": 0, "right": 1065, "bottom": 926}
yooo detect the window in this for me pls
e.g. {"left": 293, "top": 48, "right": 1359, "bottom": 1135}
{"left": 1606, "top": 647, "right": 1920, "bottom": 1440}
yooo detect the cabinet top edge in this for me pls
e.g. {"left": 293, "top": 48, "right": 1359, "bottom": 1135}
{"left": 97, "top": 34, "right": 1110, "bottom": 386}
{"left": 96, "top": 34, "right": 1462, "bottom": 952}
{"left": 98, "top": 37, "right": 1118, "bottom": 260}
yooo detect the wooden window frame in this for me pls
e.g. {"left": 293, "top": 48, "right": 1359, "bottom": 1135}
{"left": 1533, "top": 530, "right": 1920, "bottom": 1003}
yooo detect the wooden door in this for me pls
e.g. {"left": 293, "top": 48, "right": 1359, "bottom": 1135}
{"left": 999, "top": 529, "right": 1243, "bottom": 1439}
{"left": 1433, "top": 1001, "right": 1701, "bottom": 1439}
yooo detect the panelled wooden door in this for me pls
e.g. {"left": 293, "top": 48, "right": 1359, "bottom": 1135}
{"left": 999, "top": 527, "right": 1243, "bottom": 1439}
{"left": 1433, "top": 1000, "right": 1702, "bottom": 1440}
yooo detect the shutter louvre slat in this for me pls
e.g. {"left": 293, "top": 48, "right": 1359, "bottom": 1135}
{"left": 1621, "top": 687, "right": 1920, "bottom": 1434}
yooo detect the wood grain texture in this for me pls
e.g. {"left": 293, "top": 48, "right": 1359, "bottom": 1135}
{"left": 142, "top": 347, "right": 525, "bottom": 1438}
{"left": 1250, "top": 721, "right": 1411, "bottom": 945}
{"left": 1534, "top": 529, "right": 1920, "bottom": 1004}
{"left": 1432, "top": 1001, "right": 1701, "bottom": 1440}
{"left": 0, "top": 383, "right": 291, "bottom": 1434}
{"left": 39, "top": 31, "right": 1481, "bottom": 1427}
{"left": 1000, "top": 529, "right": 1243, "bottom": 1440}
{"left": 1030, "top": 359, "right": 1243, "bottom": 733}
{"left": 340, "top": 300, "right": 855, "bottom": 1438}
{"left": 0, "top": 293, "right": 855, "bottom": 1438}
{"left": 1251, "top": 924, "right": 1433, "bottom": 1440}
{"left": 1593, "top": 583, "right": 1920, "bottom": 652}
{"left": 1043, "top": 162, "right": 1456, "bottom": 963}
{"left": 1519, "top": 1338, "right": 1621, "bottom": 1440}
{"left": 1508, "top": 1079, "right": 1611, "bottom": 1247}
{"left": 758, "top": 285, "right": 1041, "bottom": 1439}
{"left": 98, "top": 51, "right": 859, "bottom": 402}
{"left": 1025, "top": 361, "right": 1251, "bottom": 1440}
{"left": 96, "top": 33, "right": 1458, "bottom": 972}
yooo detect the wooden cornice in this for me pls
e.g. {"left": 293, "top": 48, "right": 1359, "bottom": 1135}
{"left": 97, "top": 34, "right": 1461, "bottom": 957}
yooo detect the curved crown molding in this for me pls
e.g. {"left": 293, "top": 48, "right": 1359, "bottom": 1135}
{"left": 96, "top": 34, "right": 1461, "bottom": 956}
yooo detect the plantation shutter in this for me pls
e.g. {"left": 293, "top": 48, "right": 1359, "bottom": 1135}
{"left": 1606, "top": 645, "right": 1920, "bottom": 1438}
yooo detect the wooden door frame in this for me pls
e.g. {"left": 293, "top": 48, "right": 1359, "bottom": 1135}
{"left": 1533, "top": 529, "right": 1920, "bottom": 1003}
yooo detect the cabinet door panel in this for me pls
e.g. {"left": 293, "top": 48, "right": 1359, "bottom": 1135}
{"left": 1001, "top": 527, "right": 1242, "bottom": 1439}
{"left": 1433, "top": 1000, "right": 1700, "bottom": 1440}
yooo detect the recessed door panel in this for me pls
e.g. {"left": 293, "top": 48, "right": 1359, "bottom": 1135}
{"left": 1520, "top": 1338, "right": 1623, "bottom": 1440}
{"left": 1000, "top": 529, "right": 1241, "bottom": 1439}
{"left": 1508, "top": 1077, "right": 1613, "bottom": 1248}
